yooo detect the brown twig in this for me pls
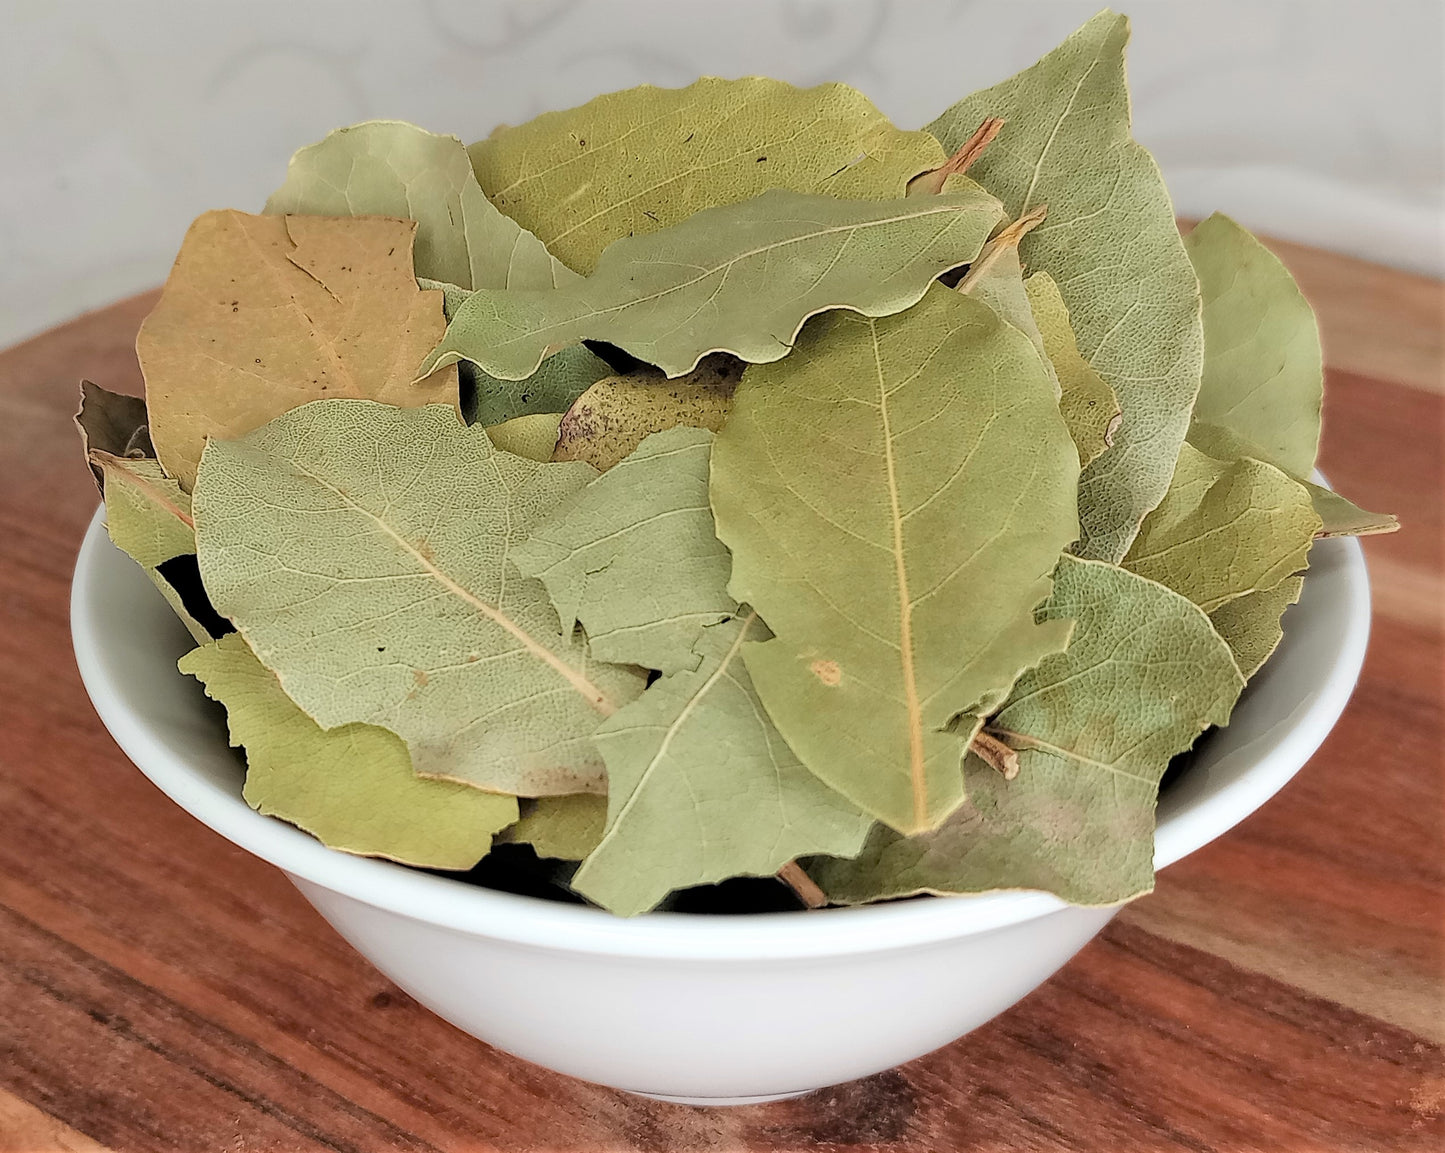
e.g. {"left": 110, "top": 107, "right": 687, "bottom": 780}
{"left": 970, "top": 729, "right": 1021, "bottom": 781}
{"left": 908, "top": 116, "right": 1006, "bottom": 196}
{"left": 777, "top": 861, "right": 828, "bottom": 909}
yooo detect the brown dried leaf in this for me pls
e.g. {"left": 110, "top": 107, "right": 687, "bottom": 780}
{"left": 76, "top": 380, "right": 154, "bottom": 490}
{"left": 139, "top": 210, "right": 458, "bottom": 489}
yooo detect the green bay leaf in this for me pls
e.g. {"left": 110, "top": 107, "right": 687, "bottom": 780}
{"left": 495, "top": 794, "right": 608, "bottom": 861}
{"left": 414, "top": 248, "right": 610, "bottom": 429}
{"left": 710, "top": 285, "right": 1080, "bottom": 834}
{"left": 471, "top": 77, "right": 945, "bottom": 273}
{"left": 551, "top": 358, "right": 739, "bottom": 473}
{"left": 90, "top": 450, "right": 212, "bottom": 646}
{"left": 1208, "top": 575, "right": 1305, "bottom": 680}
{"left": 811, "top": 557, "right": 1245, "bottom": 906}
{"left": 956, "top": 209, "right": 1059, "bottom": 396}
{"left": 1183, "top": 213, "right": 1321, "bottom": 478}
{"left": 927, "top": 11, "right": 1203, "bottom": 562}
{"left": 514, "top": 427, "right": 733, "bottom": 675}
{"left": 1024, "top": 273, "right": 1121, "bottom": 469}
{"left": 1123, "top": 442, "right": 1320, "bottom": 613}
{"left": 193, "top": 399, "right": 644, "bottom": 796}
{"left": 181, "top": 634, "right": 516, "bottom": 868}
{"left": 419, "top": 189, "right": 1004, "bottom": 382}
{"left": 266, "top": 120, "right": 579, "bottom": 291}
{"left": 485, "top": 412, "right": 564, "bottom": 462}
{"left": 1307, "top": 482, "right": 1399, "bottom": 538}
{"left": 571, "top": 614, "right": 872, "bottom": 916}
{"left": 1181, "top": 216, "right": 1397, "bottom": 541}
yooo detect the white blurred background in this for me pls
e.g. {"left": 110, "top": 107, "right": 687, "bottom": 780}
{"left": 2, "top": 0, "right": 1441, "bottom": 348}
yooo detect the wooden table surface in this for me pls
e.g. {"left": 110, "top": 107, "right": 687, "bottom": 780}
{"left": 1, "top": 237, "right": 1441, "bottom": 1152}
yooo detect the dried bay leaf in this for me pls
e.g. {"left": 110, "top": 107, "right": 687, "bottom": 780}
{"left": 495, "top": 794, "right": 607, "bottom": 861}
{"left": 571, "top": 614, "right": 872, "bottom": 916}
{"left": 470, "top": 77, "right": 945, "bottom": 273}
{"left": 907, "top": 117, "right": 1005, "bottom": 197}
{"left": 466, "top": 348, "right": 611, "bottom": 428}
{"left": 1024, "top": 273, "right": 1121, "bottom": 470}
{"left": 1307, "top": 483, "right": 1399, "bottom": 538}
{"left": 485, "top": 412, "right": 564, "bottom": 462}
{"left": 711, "top": 285, "right": 1080, "bottom": 834}
{"left": 1188, "top": 413, "right": 1398, "bottom": 542}
{"left": 955, "top": 217, "right": 1124, "bottom": 471}
{"left": 551, "top": 358, "right": 739, "bottom": 473}
{"left": 515, "top": 427, "right": 733, "bottom": 675}
{"left": 139, "top": 211, "right": 458, "bottom": 489}
{"left": 192, "top": 399, "right": 644, "bottom": 796}
{"left": 264, "top": 122, "right": 612, "bottom": 429}
{"left": 1182, "top": 215, "right": 1397, "bottom": 540}
{"left": 266, "top": 120, "right": 580, "bottom": 291}
{"left": 419, "top": 188, "right": 1004, "bottom": 382}
{"left": 1183, "top": 213, "right": 1321, "bottom": 478}
{"left": 418, "top": 277, "right": 474, "bottom": 320}
{"left": 181, "top": 634, "right": 516, "bottom": 868}
{"left": 76, "top": 381, "right": 153, "bottom": 489}
{"left": 956, "top": 208, "right": 1059, "bottom": 395}
{"left": 1150, "top": 213, "right": 1351, "bottom": 676}
{"left": 90, "top": 450, "right": 215, "bottom": 645}
{"left": 810, "top": 557, "right": 1245, "bottom": 906}
{"left": 1208, "top": 575, "right": 1305, "bottom": 680}
{"left": 420, "top": 276, "right": 610, "bottom": 426}
{"left": 1123, "top": 442, "right": 1320, "bottom": 613}
{"left": 928, "top": 11, "right": 1203, "bottom": 562}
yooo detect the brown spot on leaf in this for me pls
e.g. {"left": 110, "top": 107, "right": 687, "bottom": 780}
{"left": 811, "top": 658, "right": 842, "bottom": 687}
{"left": 412, "top": 668, "right": 429, "bottom": 688}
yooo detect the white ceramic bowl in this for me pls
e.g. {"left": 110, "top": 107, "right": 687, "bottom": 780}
{"left": 71, "top": 507, "right": 1371, "bottom": 1105}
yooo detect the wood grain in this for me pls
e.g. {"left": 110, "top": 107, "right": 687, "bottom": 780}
{"left": 0, "top": 242, "right": 1440, "bottom": 1151}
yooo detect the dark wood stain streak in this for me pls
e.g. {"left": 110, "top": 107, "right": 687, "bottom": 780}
{"left": 0, "top": 245, "right": 1439, "bottom": 1152}
{"left": 1, "top": 905, "right": 441, "bottom": 1153}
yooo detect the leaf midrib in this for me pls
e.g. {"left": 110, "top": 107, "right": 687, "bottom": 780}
{"left": 870, "top": 323, "right": 928, "bottom": 830}
{"left": 591, "top": 612, "right": 756, "bottom": 857}
{"left": 285, "top": 455, "right": 619, "bottom": 716}
{"left": 484, "top": 200, "right": 986, "bottom": 342}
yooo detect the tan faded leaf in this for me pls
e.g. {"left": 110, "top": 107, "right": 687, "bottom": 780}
{"left": 139, "top": 210, "right": 458, "bottom": 489}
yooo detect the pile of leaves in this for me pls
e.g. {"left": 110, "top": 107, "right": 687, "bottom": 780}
{"left": 79, "top": 12, "right": 1395, "bottom": 917}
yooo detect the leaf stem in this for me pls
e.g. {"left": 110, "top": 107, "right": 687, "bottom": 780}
{"left": 89, "top": 450, "right": 195, "bottom": 529}
{"left": 909, "top": 117, "right": 1006, "bottom": 196}
{"left": 971, "top": 729, "right": 1021, "bottom": 780}
{"left": 777, "top": 861, "right": 828, "bottom": 909}
{"left": 957, "top": 204, "right": 1049, "bottom": 295}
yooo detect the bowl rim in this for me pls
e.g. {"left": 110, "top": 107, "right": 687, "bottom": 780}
{"left": 71, "top": 504, "right": 1371, "bottom": 960}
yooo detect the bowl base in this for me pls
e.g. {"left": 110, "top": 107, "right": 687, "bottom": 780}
{"left": 629, "top": 1088, "right": 815, "bottom": 1107}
